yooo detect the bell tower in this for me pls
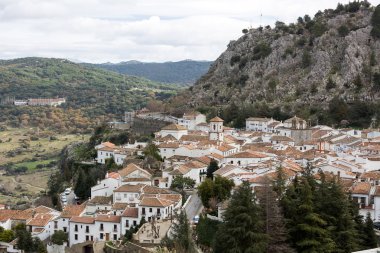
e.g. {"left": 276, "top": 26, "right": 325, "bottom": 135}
{"left": 209, "top": 117, "right": 224, "bottom": 141}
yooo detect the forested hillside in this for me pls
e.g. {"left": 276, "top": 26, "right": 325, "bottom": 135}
{"left": 87, "top": 60, "right": 212, "bottom": 85}
{"left": 0, "top": 57, "right": 180, "bottom": 132}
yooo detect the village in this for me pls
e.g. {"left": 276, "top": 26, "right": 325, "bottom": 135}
{"left": 1, "top": 110, "right": 380, "bottom": 253}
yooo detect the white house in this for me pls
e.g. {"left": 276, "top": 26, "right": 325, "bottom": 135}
{"left": 178, "top": 112, "right": 207, "bottom": 130}
{"left": 69, "top": 217, "right": 95, "bottom": 246}
{"left": 91, "top": 172, "right": 121, "bottom": 198}
{"left": 224, "top": 151, "right": 271, "bottom": 166}
{"left": 245, "top": 117, "right": 274, "bottom": 132}
{"left": 159, "top": 124, "right": 188, "bottom": 140}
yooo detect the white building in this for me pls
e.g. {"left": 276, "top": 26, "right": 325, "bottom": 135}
{"left": 245, "top": 117, "right": 274, "bottom": 132}
{"left": 178, "top": 112, "right": 207, "bottom": 130}
{"left": 209, "top": 117, "right": 224, "bottom": 142}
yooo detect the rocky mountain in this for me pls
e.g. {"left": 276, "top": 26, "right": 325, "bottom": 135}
{"left": 86, "top": 60, "right": 212, "bottom": 86}
{"left": 179, "top": 2, "right": 380, "bottom": 128}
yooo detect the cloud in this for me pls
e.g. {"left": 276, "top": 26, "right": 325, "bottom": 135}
{"left": 0, "top": 0, "right": 379, "bottom": 62}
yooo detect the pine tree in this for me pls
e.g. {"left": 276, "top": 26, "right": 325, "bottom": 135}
{"left": 314, "top": 174, "right": 360, "bottom": 252}
{"left": 288, "top": 178, "right": 336, "bottom": 252}
{"left": 74, "top": 169, "right": 86, "bottom": 199}
{"left": 257, "top": 179, "right": 295, "bottom": 253}
{"left": 213, "top": 181, "right": 268, "bottom": 253}
{"left": 362, "top": 213, "right": 378, "bottom": 249}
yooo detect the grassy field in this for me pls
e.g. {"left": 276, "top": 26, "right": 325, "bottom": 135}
{"left": 0, "top": 127, "right": 90, "bottom": 206}
{"left": 0, "top": 127, "right": 88, "bottom": 166}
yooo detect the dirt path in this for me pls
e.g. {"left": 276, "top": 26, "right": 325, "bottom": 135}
{"left": 9, "top": 176, "right": 45, "bottom": 191}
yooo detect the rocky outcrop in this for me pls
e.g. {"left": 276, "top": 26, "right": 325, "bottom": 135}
{"left": 185, "top": 4, "right": 380, "bottom": 112}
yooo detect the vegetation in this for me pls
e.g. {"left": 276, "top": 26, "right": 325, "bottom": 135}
{"left": 372, "top": 5, "right": 380, "bottom": 38}
{"left": 51, "top": 230, "right": 68, "bottom": 245}
{"left": 195, "top": 216, "right": 220, "bottom": 248}
{"left": 197, "top": 176, "right": 235, "bottom": 209}
{"left": 0, "top": 58, "right": 180, "bottom": 132}
{"left": 15, "top": 224, "right": 47, "bottom": 253}
{"left": 252, "top": 42, "right": 272, "bottom": 61}
{"left": 86, "top": 60, "right": 212, "bottom": 85}
{"left": 301, "top": 50, "right": 312, "bottom": 68}
{"left": 162, "top": 211, "right": 195, "bottom": 253}
{"left": 213, "top": 182, "right": 268, "bottom": 253}
{"left": 326, "top": 77, "right": 337, "bottom": 90}
{"left": 338, "top": 25, "right": 350, "bottom": 37}
{"left": 0, "top": 227, "right": 15, "bottom": 243}
{"left": 206, "top": 160, "right": 219, "bottom": 179}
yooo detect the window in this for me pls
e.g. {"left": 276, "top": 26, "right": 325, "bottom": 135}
{"left": 100, "top": 233, "right": 103, "bottom": 239}
{"left": 54, "top": 221, "right": 58, "bottom": 229}
{"left": 100, "top": 223, "right": 104, "bottom": 231}
{"left": 142, "top": 208, "right": 145, "bottom": 215}
{"left": 113, "top": 234, "right": 117, "bottom": 240}
{"left": 63, "top": 227, "right": 67, "bottom": 232}
{"left": 114, "top": 224, "right": 117, "bottom": 232}
{"left": 149, "top": 208, "right": 152, "bottom": 212}
{"left": 74, "top": 224, "right": 78, "bottom": 232}
{"left": 133, "top": 221, "right": 137, "bottom": 226}
{"left": 126, "top": 220, "right": 129, "bottom": 227}
{"left": 75, "top": 234, "right": 78, "bottom": 240}
{"left": 85, "top": 226, "right": 89, "bottom": 233}
{"left": 86, "top": 235, "right": 89, "bottom": 241}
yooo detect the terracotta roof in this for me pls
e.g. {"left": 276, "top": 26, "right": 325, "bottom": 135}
{"left": 374, "top": 186, "right": 380, "bottom": 196}
{"left": 27, "top": 213, "right": 54, "bottom": 227}
{"left": 106, "top": 172, "right": 121, "bottom": 179}
{"left": 142, "top": 185, "right": 171, "bottom": 194}
{"left": 226, "top": 151, "right": 268, "bottom": 159}
{"left": 61, "top": 205, "right": 86, "bottom": 218}
{"left": 70, "top": 216, "right": 95, "bottom": 224}
{"left": 0, "top": 210, "right": 20, "bottom": 222}
{"left": 140, "top": 197, "right": 173, "bottom": 207}
{"left": 161, "top": 124, "right": 187, "bottom": 131}
{"left": 158, "top": 142, "right": 180, "bottom": 149}
{"left": 123, "top": 177, "right": 151, "bottom": 182}
{"left": 122, "top": 208, "right": 139, "bottom": 218}
{"left": 180, "top": 135, "right": 209, "bottom": 142}
{"left": 88, "top": 196, "right": 113, "bottom": 205}
{"left": 209, "top": 116, "right": 224, "bottom": 122}
{"left": 34, "top": 205, "right": 55, "bottom": 214}
{"left": 284, "top": 116, "right": 306, "bottom": 123}
{"left": 112, "top": 203, "right": 129, "bottom": 210}
{"left": 95, "top": 215, "right": 121, "bottom": 223}
{"left": 114, "top": 184, "right": 146, "bottom": 193}
{"left": 32, "top": 227, "right": 45, "bottom": 233}
{"left": 118, "top": 163, "right": 152, "bottom": 178}
{"left": 351, "top": 182, "right": 371, "bottom": 195}
{"left": 360, "top": 171, "right": 380, "bottom": 180}
{"left": 270, "top": 135, "right": 294, "bottom": 142}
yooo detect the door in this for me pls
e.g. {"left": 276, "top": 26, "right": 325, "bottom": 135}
{"left": 106, "top": 233, "right": 109, "bottom": 241}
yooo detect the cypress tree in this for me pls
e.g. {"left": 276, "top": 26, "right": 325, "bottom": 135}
{"left": 168, "top": 211, "right": 195, "bottom": 253}
{"left": 206, "top": 160, "right": 219, "bottom": 179}
{"left": 213, "top": 181, "right": 268, "bottom": 253}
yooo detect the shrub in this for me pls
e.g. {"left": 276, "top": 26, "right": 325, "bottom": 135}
{"left": 326, "top": 77, "right": 336, "bottom": 90}
{"left": 310, "top": 21, "right": 328, "bottom": 37}
{"left": 353, "top": 75, "right": 363, "bottom": 91}
{"left": 301, "top": 51, "right": 312, "bottom": 68}
{"left": 238, "top": 75, "right": 249, "bottom": 86}
{"left": 252, "top": 42, "right": 272, "bottom": 61}
{"left": 242, "top": 29, "right": 248, "bottom": 34}
{"left": 238, "top": 57, "right": 248, "bottom": 70}
{"left": 297, "top": 37, "right": 307, "bottom": 47}
{"left": 51, "top": 231, "right": 68, "bottom": 245}
{"left": 338, "top": 25, "right": 350, "bottom": 37}
{"left": 230, "top": 55, "right": 241, "bottom": 66}
{"left": 371, "top": 5, "right": 380, "bottom": 39}
{"left": 346, "top": 1, "right": 361, "bottom": 13}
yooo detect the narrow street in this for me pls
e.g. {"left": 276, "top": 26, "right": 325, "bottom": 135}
{"left": 184, "top": 191, "right": 203, "bottom": 222}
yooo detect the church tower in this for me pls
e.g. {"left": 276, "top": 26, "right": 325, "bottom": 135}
{"left": 209, "top": 116, "right": 224, "bottom": 141}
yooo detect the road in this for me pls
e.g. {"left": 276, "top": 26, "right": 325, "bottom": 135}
{"left": 184, "top": 191, "right": 203, "bottom": 222}
{"left": 60, "top": 189, "right": 76, "bottom": 207}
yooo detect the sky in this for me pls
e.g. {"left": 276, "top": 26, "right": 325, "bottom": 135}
{"left": 0, "top": 0, "right": 379, "bottom": 63}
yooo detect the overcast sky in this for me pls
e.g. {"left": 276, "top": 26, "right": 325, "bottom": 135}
{"left": 0, "top": 0, "right": 379, "bottom": 63}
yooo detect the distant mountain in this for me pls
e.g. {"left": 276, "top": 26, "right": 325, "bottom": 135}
{"left": 85, "top": 60, "right": 213, "bottom": 86}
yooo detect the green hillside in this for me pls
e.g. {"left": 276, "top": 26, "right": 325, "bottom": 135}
{"left": 0, "top": 57, "right": 180, "bottom": 131}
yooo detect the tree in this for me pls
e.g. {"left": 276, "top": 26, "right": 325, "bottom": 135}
{"left": 242, "top": 28, "right": 248, "bottom": 34}
{"left": 51, "top": 230, "right": 68, "bottom": 245}
{"left": 15, "top": 227, "right": 34, "bottom": 253}
{"left": 197, "top": 176, "right": 234, "bottom": 209}
{"left": 195, "top": 216, "right": 220, "bottom": 248}
{"left": 164, "top": 211, "right": 195, "bottom": 253}
{"left": 256, "top": 178, "right": 295, "bottom": 253}
{"left": 143, "top": 143, "right": 162, "bottom": 161}
{"left": 213, "top": 182, "right": 268, "bottom": 253}
{"left": 287, "top": 178, "right": 336, "bottom": 252}
{"left": 362, "top": 213, "right": 378, "bottom": 248}
{"left": 372, "top": 4, "right": 380, "bottom": 38}
{"left": 0, "top": 229, "right": 14, "bottom": 242}
{"left": 74, "top": 169, "right": 87, "bottom": 199}
{"left": 206, "top": 160, "right": 219, "bottom": 179}
{"left": 171, "top": 176, "right": 196, "bottom": 191}
{"left": 301, "top": 50, "right": 312, "bottom": 68}
{"left": 326, "top": 77, "right": 336, "bottom": 90}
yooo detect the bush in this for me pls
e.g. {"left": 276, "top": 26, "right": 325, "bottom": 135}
{"left": 301, "top": 51, "right": 312, "bottom": 68}
{"left": 230, "top": 55, "right": 241, "bottom": 66}
{"left": 51, "top": 231, "right": 68, "bottom": 245}
{"left": 338, "top": 25, "right": 350, "bottom": 37}
{"left": 326, "top": 77, "right": 336, "bottom": 90}
{"left": 353, "top": 75, "right": 363, "bottom": 91}
{"left": 371, "top": 5, "right": 380, "bottom": 39}
{"left": 238, "top": 57, "right": 248, "bottom": 70}
{"left": 310, "top": 21, "right": 328, "bottom": 37}
{"left": 252, "top": 42, "right": 272, "bottom": 61}
{"left": 297, "top": 37, "right": 307, "bottom": 47}
{"left": 238, "top": 75, "right": 249, "bottom": 86}
{"left": 346, "top": 1, "right": 361, "bottom": 13}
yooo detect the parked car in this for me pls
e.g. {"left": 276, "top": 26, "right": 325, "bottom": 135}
{"left": 61, "top": 195, "right": 67, "bottom": 201}
{"left": 193, "top": 215, "right": 200, "bottom": 224}
{"left": 373, "top": 221, "right": 380, "bottom": 230}
{"left": 64, "top": 188, "right": 71, "bottom": 195}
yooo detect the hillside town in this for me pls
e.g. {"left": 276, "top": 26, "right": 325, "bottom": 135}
{"left": 1, "top": 110, "right": 380, "bottom": 252}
